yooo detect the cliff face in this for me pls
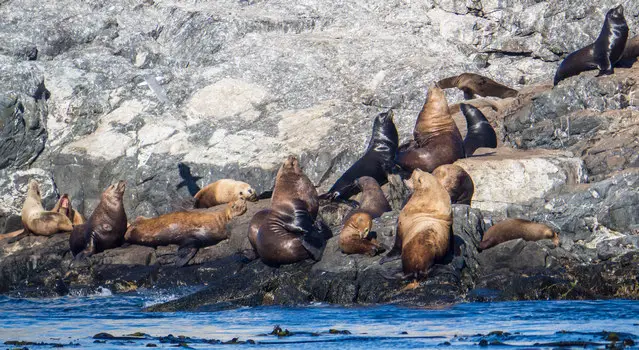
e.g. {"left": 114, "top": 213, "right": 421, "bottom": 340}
{"left": 0, "top": 0, "right": 638, "bottom": 303}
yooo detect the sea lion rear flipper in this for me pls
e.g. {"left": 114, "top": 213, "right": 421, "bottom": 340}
{"left": 175, "top": 245, "right": 198, "bottom": 267}
{"left": 379, "top": 232, "right": 402, "bottom": 265}
{"left": 5, "top": 230, "right": 28, "bottom": 244}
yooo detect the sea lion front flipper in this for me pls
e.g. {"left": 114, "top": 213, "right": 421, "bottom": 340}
{"left": 175, "top": 245, "right": 198, "bottom": 267}
{"left": 301, "top": 228, "right": 326, "bottom": 261}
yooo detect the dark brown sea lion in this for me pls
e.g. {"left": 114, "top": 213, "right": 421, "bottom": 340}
{"left": 51, "top": 194, "right": 85, "bottom": 225}
{"left": 193, "top": 179, "right": 257, "bottom": 208}
{"left": 554, "top": 5, "right": 628, "bottom": 86}
{"left": 21, "top": 180, "right": 73, "bottom": 236}
{"left": 247, "top": 208, "right": 272, "bottom": 255}
{"left": 460, "top": 103, "right": 497, "bottom": 157}
{"left": 319, "top": 110, "right": 399, "bottom": 206}
{"left": 255, "top": 156, "right": 329, "bottom": 266}
{"left": 437, "top": 73, "right": 518, "bottom": 99}
{"left": 396, "top": 86, "right": 465, "bottom": 173}
{"left": 380, "top": 169, "right": 452, "bottom": 277}
{"left": 344, "top": 176, "right": 392, "bottom": 220}
{"left": 125, "top": 199, "right": 248, "bottom": 267}
{"left": 69, "top": 181, "right": 127, "bottom": 258}
{"left": 479, "top": 218, "right": 559, "bottom": 251}
{"left": 432, "top": 164, "right": 474, "bottom": 205}
{"left": 339, "top": 211, "right": 383, "bottom": 256}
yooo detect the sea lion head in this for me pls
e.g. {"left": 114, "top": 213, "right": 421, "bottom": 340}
{"left": 354, "top": 176, "right": 379, "bottom": 191}
{"left": 348, "top": 211, "right": 372, "bottom": 239}
{"left": 405, "top": 169, "right": 439, "bottom": 192}
{"left": 281, "top": 155, "right": 301, "bottom": 174}
{"left": 27, "top": 179, "right": 42, "bottom": 200}
{"left": 237, "top": 183, "right": 258, "bottom": 202}
{"left": 608, "top": 4, "right": 624, "bottom": 19}
{"left": 228, "top": 199, "right": 248, "bottom": 217}
{"left": 104, "top": 180, "right": 126, "bottom": 200}
{"left": 424, "top": 85, "right": 448, "bottom": 115}
{"left": 547, "top": 228, "right": 560, "bottom": 247}
{"left": 372, "top": 109, "right": 399, "bottom": 149}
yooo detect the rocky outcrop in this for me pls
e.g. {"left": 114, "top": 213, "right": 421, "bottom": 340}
{"left": 0, "top": 0, "right": 638, "bottom": 308}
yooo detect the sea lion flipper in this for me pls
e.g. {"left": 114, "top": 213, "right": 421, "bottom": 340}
{"left": 175, "top": 245, "right": 198, "bottom": 267}
{"left": 5, "top": 230, "right": 28, "bottom": 244}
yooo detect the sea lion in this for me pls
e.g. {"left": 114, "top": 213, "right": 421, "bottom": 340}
{"left": 255, "top": 155, "right": 328, "bottom": 266}
{"left": 125, "top": 199, "right": 248, "bottom": 267}
{"left": 437, "top": 73, "right": 518, "bottom": 99}
{"left": 344, "top": 176, "right": 392, "bottom": 220}
{"left": 460, "top": 103, "right": 497, "bottom": 157}
{"left": 21, "top": 180, "right": 73, "bottom": 236}
{"left": 380, "top": 169, "right": 452, "bottom": 277}
{"left": 51, "top": 194, "right": 85, "bottom": 225}
{"left": 69, "top": 181, "right": 128, "bottom": 258}
{"left": 396, "top": 86, "right": 465, "bottom": 173}
{"left": 339, "top": 211, "right": 382, "bottom": 256}
{"left": 479, "top": 218, "right": 559, "bottom": 251}
{"left": 194, "top": 179, "right": 257, "bottom": 208}
{"left": 553, "top": 5, "right": 628, "bottom": 86}
{"left": 247, "top": 208, "right": 272, "bottom": 254}
{"left": 619, "top": 34, "right": 639, "bottom": 63}
{"left": 432, "top": 164, "right": 474, "bottom": 205}
{"left": 319, "top": 110, "right": 399, "bottom": 205}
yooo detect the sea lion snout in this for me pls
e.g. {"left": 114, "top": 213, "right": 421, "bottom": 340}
{"left": 115, "top": 180, "right": 126, "bottom": 193}
{"left": 378, "top": 109, "right": 394, "bottom": 123}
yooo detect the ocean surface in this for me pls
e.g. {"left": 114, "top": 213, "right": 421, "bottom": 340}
{"left": 0, "top": 288, "right": 638, "bottom": 349}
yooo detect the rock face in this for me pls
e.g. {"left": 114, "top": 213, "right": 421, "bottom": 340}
{"left": 0, "top": 0, "right": 638, "bottom": 307}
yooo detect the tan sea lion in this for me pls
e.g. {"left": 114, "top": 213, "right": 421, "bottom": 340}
{"left": 479, "top": 218, "right": 559, "bottom": 251}
{"left": 255, "top": 155, "right": 328, "bottom": 266}
{"left": 554, "top": 5, "right": 628, "bottom": 85}
{"left": 125, "top": 199, "right": 248, "bottom": 267}
{"left": 345, "top": 176, "right": 392, "bottom": 220}
{"left": 51, "top": 194, "right": 85, "bottom": 225}
{"left": 380, "top": 169, "right": 452, "bottom": 277}
{"left": 339, "top": 211, "right": 382, "bottom": 256}
{"left": 396, "top": 86, "right": 465, "bottom": 173}
{"left": 21, "top": 180, "right": 73, "bottom": 236}
{"left": 437, "top": 73, "right": 518, "bottom": 99}
{"left": 432, "top": 164, "right": 474, "bottom": 205}
{"left": 194, "top": 179, "right": 257, "bottom": 208}
{"left": 69, "top": 181, "right": 128, "bottom": 258}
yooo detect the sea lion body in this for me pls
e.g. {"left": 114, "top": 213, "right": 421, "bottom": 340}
{"left": 344, "top": 176, "right": 391, "bottom": 221}
{"left": 320, "top": 110, "right": 399, "bottom": 203}
{"left": 460, "top": 103, "right": 497, "bottom": 157}
{"left": 479, "top": 218, "right": 559, "bottom": 250}
{"left": 554, "top": 5, "right": 628, "bottom": 85}
{"left": 437, "top": 73, "right": 517, "bottom": 99}
{"left": 69, "top": 181, "right": 127, "bottom": 257}
{"left": 51, "top": 194, "right": 85, "bottom": 225}
{"left": 21, "top": 180, "right": 73, "bottom": 236}
{"left": 255, "top": 156, "right": 328, "bottom": 266}
{"left": 194, "top": 179, "right": 257, "bottom": 208}
{"left": 620, "top": 34, "right": 639, "bottom": 63}
{"left": 396, "top": 87, "right": 465, "bottom": 173}
{"left": 247, "top": 208, "right": 271, "bottom": 253}
{"left": 339, "top": 211, "right": 381, "bottom": 256}
{"left": 432, "top": 164, "right": 474, "bottom": 205}
{"left": 383, "top": 170, "right": 452, "bottom": 277}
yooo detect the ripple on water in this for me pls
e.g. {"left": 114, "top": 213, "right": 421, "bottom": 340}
{"left": 0, "top": 295, "right": 637, "bottom": 349}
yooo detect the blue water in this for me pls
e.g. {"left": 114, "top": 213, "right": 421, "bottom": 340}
{"left": 0, "top": 289, "right": 638, "bottom": 349}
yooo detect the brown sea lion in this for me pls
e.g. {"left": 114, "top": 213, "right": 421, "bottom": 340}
{"left": 479, "top": 218, "right": 559, "bottom": 251}
{"left": 344, "top": 176, "right": 392, "bottom": 220}
{"left": 339, "top": 211, "right": 382, "bottom": 256}
{"left": 69, "top": 181, "right": 127, "bottom": 258}
{"left": 432, "top": 164, "right": 474, "bottom": 205}
{"left": 396, "top": 86, "right": 465, "bottom": 173}
{"left": 437, "top": 73, "right": 518, "bottom": 99}
{"left": 255, "top": 155, "right": 328, "bottom": 266}
{"left": 380, "top": 169, "right": 452, "bottom": 277}
{"left": 554, "top": 5, "right": 628, "bottom": 85}
{"left": 247, "top": 208, "right": 272, "bottom": 254}
{"left": 21, "top": 180, "right": 73, "bottom": 236}
{"left": 194, "top": 179, "right": 257, "bottom": 208}
{"left": 319, "top": 110, "right": 399, "bottom": 206}
{"left": 51, "top": 194, "right": 85, "bottom": 225}
{"left": 125, "top": 199, "right": 248, "bottom": 267}
{"left": 460, "top": 103, "right": 497, "bottom": 157}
